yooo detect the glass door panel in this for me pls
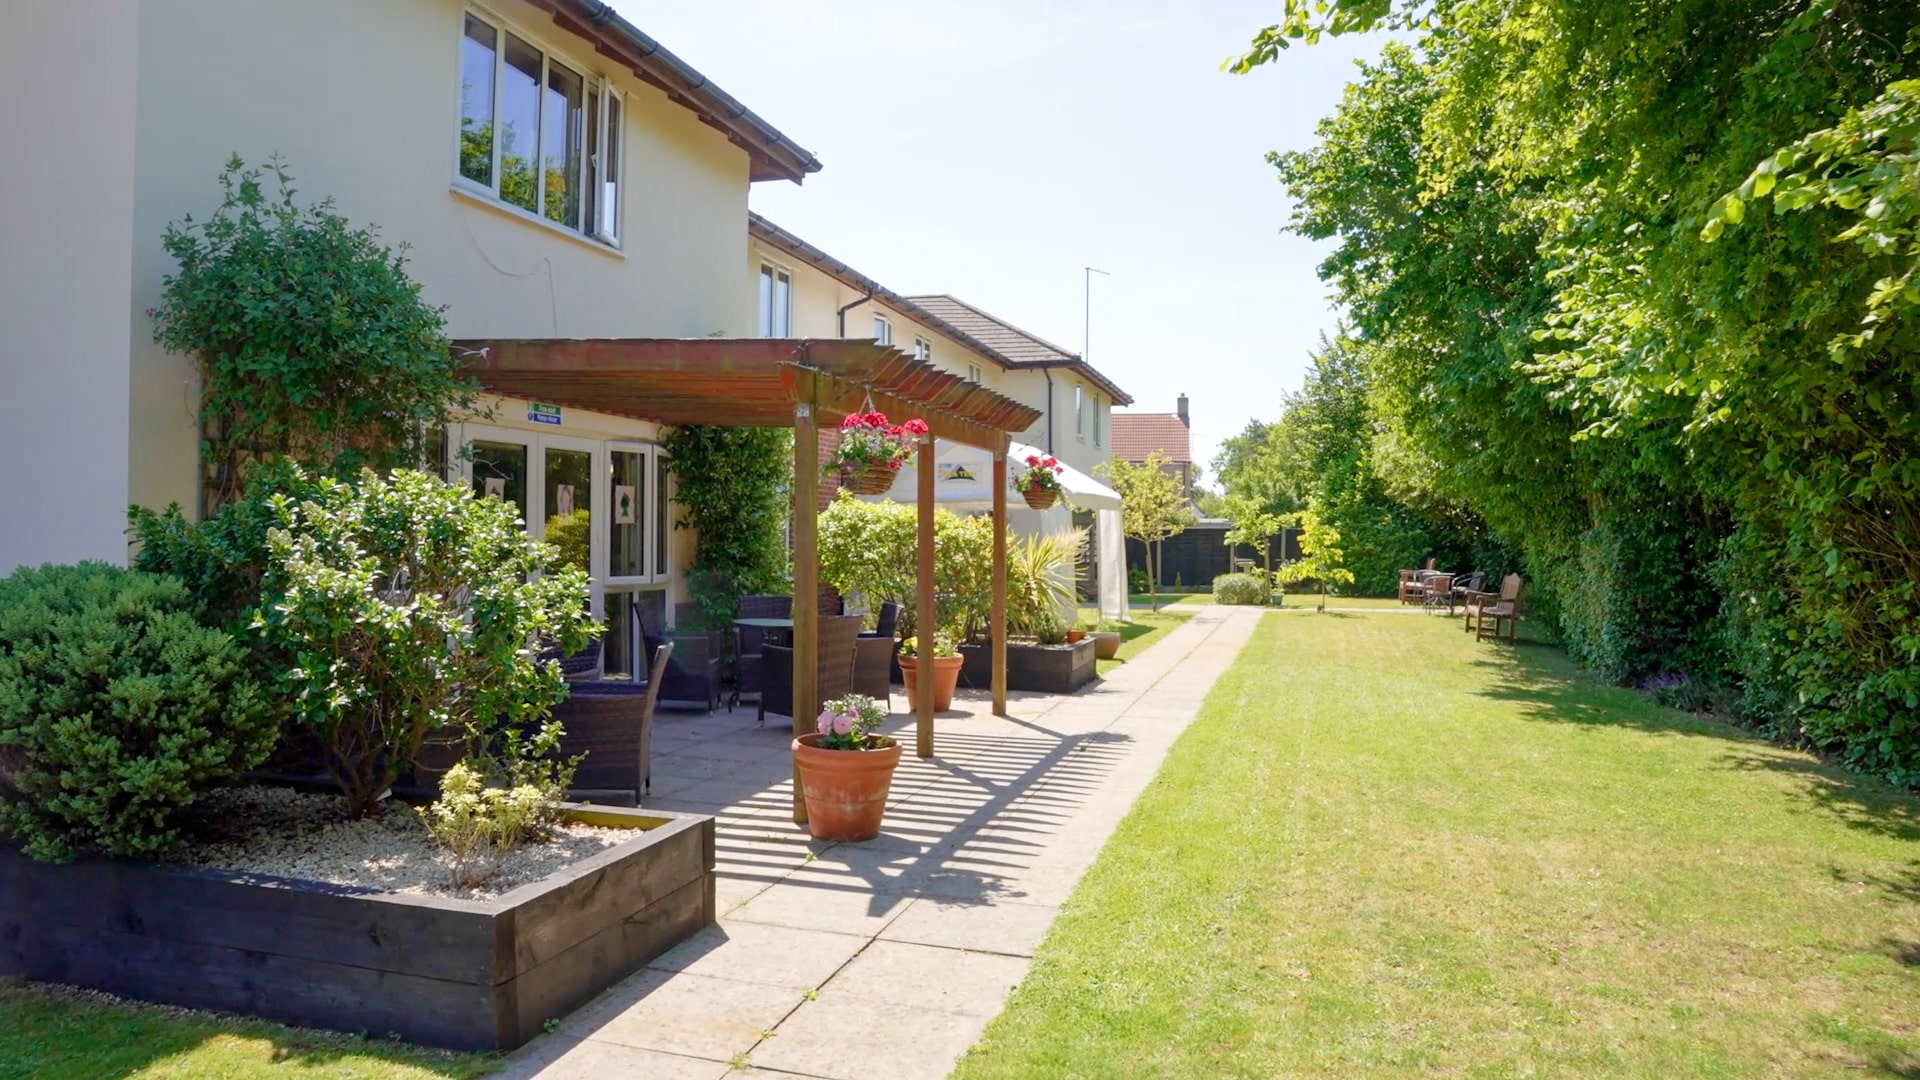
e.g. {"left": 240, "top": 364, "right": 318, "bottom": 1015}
{"left": 609, "top": 449, "right": 646, "bottom": 578}
{"left": 543, "top": 446, "right": 593, "bottom": 576}
{"left": 471, "top": 440, "right": 529, "bottom": 525}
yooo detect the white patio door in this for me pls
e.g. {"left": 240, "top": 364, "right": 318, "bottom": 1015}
{"left": 457, "top": 425, "right": 607, "bottom": 614}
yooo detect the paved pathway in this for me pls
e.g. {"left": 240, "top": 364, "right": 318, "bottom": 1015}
{"left": 497, "top": 606, "right": 1263, "bottom": 1080}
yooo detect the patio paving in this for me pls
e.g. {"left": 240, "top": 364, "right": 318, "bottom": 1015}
{"left": 495, "top": 605, "right": 1263, "bottom": 1080}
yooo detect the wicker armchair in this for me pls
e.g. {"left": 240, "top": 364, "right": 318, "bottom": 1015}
{"left": 852, "top": 602, "right": 901, "bottom": 703}
{"left": 636, "top": 603, "right": 723, "bottom": 712}
{"left": 551, "top": 642, "right": 673, "bottom": 806}
{"left": 759, "top": 615, "right": 861, "bottom": 726}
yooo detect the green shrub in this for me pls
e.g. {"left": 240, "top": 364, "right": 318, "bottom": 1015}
{"left": 1213, "top": 573, "right": 1270, "bottom": 606}
{"left": 418, "top": 757, "right": 572, "bottom": 891}
{"left": 0, "top": 563, "right": 276, "bottom": 861}
{"left": 152, "top": 155, "right": 473, "bottom": 510}
{"left": 1128, "top": 568, "right": 1150, "bottom": 594}
{"left": 664, "top": 425, "right": 792, "bottom": 631}
{"left": 253, "top": 466, "right": 598, "bottom": 818}
{"left": 816, "top": 494, "right": 995, "bottom": 640}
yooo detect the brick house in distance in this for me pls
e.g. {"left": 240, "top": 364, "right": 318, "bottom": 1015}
{"left": 1111, "top": 394, "right": 1195, "bottom": 500}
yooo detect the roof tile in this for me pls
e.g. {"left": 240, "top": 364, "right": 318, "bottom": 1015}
{"left": 1110, "top": 413, "right": 1191, "bottom": 464}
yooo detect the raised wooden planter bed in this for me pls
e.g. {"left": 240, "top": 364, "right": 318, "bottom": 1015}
{"left": 0, "top": 804, "right": 714, "bottom": 1051}
{"left": 957, "top": 638, "right": 1098, "bottom": 695}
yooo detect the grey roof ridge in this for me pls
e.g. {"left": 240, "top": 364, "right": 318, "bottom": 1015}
{"left": 574, "top": 2, "right": 821, "bottom": 180}
{"left": 905, "top": 293, "right": 1079, "bottom": 363}
{"left": 909, "top": 293, "right": 1134, "bottom": 405}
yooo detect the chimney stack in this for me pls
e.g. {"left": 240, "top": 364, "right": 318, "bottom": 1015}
{"left": 1176, "top": 393, "right": 1189, "bottom": 426}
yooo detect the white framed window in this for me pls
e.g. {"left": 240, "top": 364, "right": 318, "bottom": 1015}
{"left": 1093, "top": 392, "right": 1104, "bottom": 446}
{"left": 456, "top": 9, "right": 623, "bottom": 246}
{"left": 966, "top": 362, "right": 983, "bottom": 384}
{"left": 758, "top": 263, "right": 792, "bottom": 336}
{"left": 914, "top": 336, "right": 932, "bottom": 362}
{"left": 1075, "top": 383, "right": 1086, "bottom": 440}
{"left": 873, "top": 315, "right": 891, "bottom": 345}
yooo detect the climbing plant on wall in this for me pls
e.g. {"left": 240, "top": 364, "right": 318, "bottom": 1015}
{"left": 151, "top": 154, "right": 475, "bottom": 513}
{"left": 664, "top": 425, "right": 794, "bottom": 630}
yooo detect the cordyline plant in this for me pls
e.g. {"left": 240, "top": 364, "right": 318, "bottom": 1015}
{"left": 1016, "top": 454, "right": 1066, "bottom": 499}
{"left": 253, "top": 466, "right": 598, "bottom": 818}
{"left": 812, "top": 694, "right": 892, "bottom": 750}
{"left": 826, "top": 412, "right": 928, "bottom": 476}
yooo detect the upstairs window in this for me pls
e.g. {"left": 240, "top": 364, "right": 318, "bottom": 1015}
{"left": 966, "top": 362, "right": 983, "bottom": 384}
{"left": 457, "top": 11, "right": 622, "bottom": 245}
{"left": 873, "top": 316, "right": 892, "bottom": 346}
{"left": 1093, "top": 392, "right": 1105, "bottom": 446}
{"left": 1075, "top": 384, "right": 1086, "bottom": 440}
{"left": 914, "top": 337, "right": 932, "bottom": 362}
{"left": 758, "top": 264, "right": 791, "bottom": 336}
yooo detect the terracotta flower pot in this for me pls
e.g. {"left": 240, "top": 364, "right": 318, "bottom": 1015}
{"left": 1091, "top": 631, "right": 1122, "bottom": 660}
{"left": 1022, "top": 488, "right": 1059, "bottom": 511}
{"left": 792, "top": 733, "right": 903, "bottom": 841}
{"left": 898, "top": 654, "right": 965, "bottom": 712}
{"left": 1065, "top": 629, "right": 1087, "bottom": 644}
{"left": 840, "top": 464, "right": 897, "bottom": 496}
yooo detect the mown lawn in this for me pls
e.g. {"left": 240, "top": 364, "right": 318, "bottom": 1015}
{"left": 0, "top": 984, "right": 492, "bottom": 1080}
{"left": 955, "top": 610, "right": 1920, "bottom": 1078}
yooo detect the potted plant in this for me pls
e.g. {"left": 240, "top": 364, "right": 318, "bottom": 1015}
{"left": 1016, "top": 453, "right": 1067, "bottom": 510}
{"left": 898, "top": 632, "right": 963, "bottom": 712}
{"left": 1089, "top": 620, "right": 1125, "bottom": 660}
{"left": 828, "top": 411, "right": 928, "bottom": 495}
{"left": 792, "top": 694, "right": 901, "bottom": 841}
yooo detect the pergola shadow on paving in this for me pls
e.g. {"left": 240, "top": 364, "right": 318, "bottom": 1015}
{"left": 455, "top": 337, "right": 1042, "bottom": 823}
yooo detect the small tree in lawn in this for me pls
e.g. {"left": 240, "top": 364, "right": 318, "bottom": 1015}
{"left": 1101, "top": 451, "right": 1198, "bottom": 612}
{"left": 1274, "top": 503, "right": 1355, "bottom": 613}
{"left": 1223, "top": 496, "right": 1285, "bottom": 605}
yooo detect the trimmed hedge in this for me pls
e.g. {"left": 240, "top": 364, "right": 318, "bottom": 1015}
{"left": 1213, "top": 573, "right": 1271, "bottom": 606}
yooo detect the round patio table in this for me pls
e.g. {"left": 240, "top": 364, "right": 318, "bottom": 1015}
{"left": 732, "top": 617, "right": 793, "bottom": 647}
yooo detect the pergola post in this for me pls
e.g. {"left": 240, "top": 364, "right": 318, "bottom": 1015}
{"left": 992, "top": 448, "right": 1009, "bottom": 717}
{"left": 791, "top": 403, "right": 819, "bottom": 824}
{"left": 916, "top": 432, "right": 936, "bottom": 758}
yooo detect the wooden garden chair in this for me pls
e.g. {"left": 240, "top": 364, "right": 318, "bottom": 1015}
{"left": 1464, "top": 574, "right": 1524, "bottom": 642}
{"left": 1397, "top": 569, "right": 1420, "bottom": 605}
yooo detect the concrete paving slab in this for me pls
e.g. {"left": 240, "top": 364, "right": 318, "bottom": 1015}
{"left": 501, "top": 606, "right": 1262, "bottom": 1080}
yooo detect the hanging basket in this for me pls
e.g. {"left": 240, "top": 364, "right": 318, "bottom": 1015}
{"left": 840, "top": 464, "right": 898, "bottom": 496}
{"left": 1022, "top": 488, "right": 1059, "bottom": 511}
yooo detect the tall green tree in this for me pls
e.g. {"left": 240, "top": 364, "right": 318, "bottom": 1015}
{"left": 1103, "top": 451, "right": 1199, "bottom": 612}
{"left": 1231, "top": 0, "right": 1920, "bottom": 782}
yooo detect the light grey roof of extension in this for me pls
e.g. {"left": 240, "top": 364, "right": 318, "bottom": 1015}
{"left": 906, "top": 295, "right": 1134, "bottom": 405}
{"left": 749, "top": 215, "right": 1027, "bottom": 371}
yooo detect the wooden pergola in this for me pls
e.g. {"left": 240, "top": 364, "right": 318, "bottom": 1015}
{"left": 454, "top": 337, "right": 1042, "bottom": 823}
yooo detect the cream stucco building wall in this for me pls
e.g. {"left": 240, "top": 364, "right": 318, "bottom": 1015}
{"left": 122, "top": 0, "right": 781, "bottom": 627}
{"left": 129, "top": 0, "right": 757, "bottom": 520}
{"left": 0, "top": 2, "right": 140, "bottom": 575}
{"left": 747, "top": 237, "right": 1114, "bottom": 483}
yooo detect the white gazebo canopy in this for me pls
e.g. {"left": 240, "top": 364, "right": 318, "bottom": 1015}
{"left": 859, "top": 440, "right": 1128, "bottom": 620}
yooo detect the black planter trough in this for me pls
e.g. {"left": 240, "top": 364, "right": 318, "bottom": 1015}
{"left": 0, "top": 804, "right": 715, "bottom": 1051}
{"left": 957, "top": 638, "right": 1098, "bottom": 695}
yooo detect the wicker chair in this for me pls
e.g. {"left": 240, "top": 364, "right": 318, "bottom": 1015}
{"left": 760, "top": 614, "right": 861, "bottom": 726}
{"left": 732, "top": 594, "right": 794, "bottom": 709}
{"left": 852, "top": 601, "right": 901, "bottom": 703}
{"left": 551, "top": 642, "right": 673, "bottom": 806}
{"left": 636, "top": 602, "right": 723, "bottom": 712}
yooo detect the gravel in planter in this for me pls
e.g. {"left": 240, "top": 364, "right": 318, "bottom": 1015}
{"left": 165, "top": 785, "right": 625, "bottom": 899}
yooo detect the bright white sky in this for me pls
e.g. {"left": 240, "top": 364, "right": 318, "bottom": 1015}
{"left": 630, "top": 2, "right": 1386, "bottom": 478}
